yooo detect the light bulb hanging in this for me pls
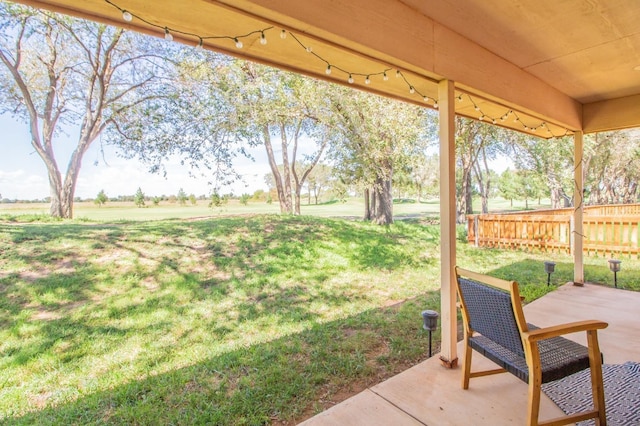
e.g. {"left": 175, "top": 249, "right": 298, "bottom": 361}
{"left": 234, "top": 38, "right": 243, "bottom": 48}
{"left": 348, "top": 74, "right": 354, "bottom": 84}
{"left": 122, "top": 10, "right": 132, "bottom": 22}
{"left": 164, "top": 27, "right": 173, "bottom": 41}
{"left": 325, "top": 65, "right": 332, "bottom": 75}
{"left": 409, "top": 86, "right": 415, "bottom": 94}
{"left": 260, "top": 32, "right": 267, "bottom": 45}
{"left": 280, "top": 30, "right": 287, "bottom": 39}
{"left": 365, "top": 76, "right": 371, "bottom": 84}
{"left": 383, "top": 72, "right": 388, "bottom": 81}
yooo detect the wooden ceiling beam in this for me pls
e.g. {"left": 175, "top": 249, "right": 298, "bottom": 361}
{"left": 583, "top": 94, "right": 640, "bottom": 134}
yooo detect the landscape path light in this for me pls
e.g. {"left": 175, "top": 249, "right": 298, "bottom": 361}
{"left": 544, "top": 261, "right": 556, "bottom": 286}
{"left": 421, "top": 310, "right": 439, "bottom": 358}
{"left": 608, "top": 259, "right": 621, "bottom": 288}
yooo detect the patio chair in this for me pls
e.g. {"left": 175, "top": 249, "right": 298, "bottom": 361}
{"left": 455, "top": 267, "right": 608, "bottom": 426}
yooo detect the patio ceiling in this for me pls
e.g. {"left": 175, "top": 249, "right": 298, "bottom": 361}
{"left": 16, "top": 0, "right": 640, "bottom": 139}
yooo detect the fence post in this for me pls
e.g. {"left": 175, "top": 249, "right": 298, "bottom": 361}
{"left": 474, "top": 215, "right": 479, "bottom": 247}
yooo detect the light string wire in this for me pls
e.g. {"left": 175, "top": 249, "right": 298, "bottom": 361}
{"left": 105, "top": 0, "right": 273, "bottom": 46}
{"left": 104, "top": 0, "right": 440, "bottom": 107}
{"left": 287, "top": 31, "right": 439, "bottom": 107}
{"left": 456, "top": 92, "right": 571, "bottom": 138}
{"left": 105, "top": 0, "right": 574, "bottom": 135}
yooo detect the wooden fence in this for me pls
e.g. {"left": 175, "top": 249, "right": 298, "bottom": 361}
{"left": 467, "top": 204, "right": 640, "bottom": 257}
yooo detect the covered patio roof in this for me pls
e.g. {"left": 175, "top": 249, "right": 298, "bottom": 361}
{"left": 14, "top": 0, "right": 640, "bottom": 383}
{"left": 16, "top": 0, "right": 640, "bottom": 138}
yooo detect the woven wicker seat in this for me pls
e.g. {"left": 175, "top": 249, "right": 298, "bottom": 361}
{"left": 455, "top": 267, "right": 608, "bottom": 426}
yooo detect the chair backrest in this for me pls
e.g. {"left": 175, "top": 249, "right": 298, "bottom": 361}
{"left": 456, "top": 270, "right": 525, "bottom": 358}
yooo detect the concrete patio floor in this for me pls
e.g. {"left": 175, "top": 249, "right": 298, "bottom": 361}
{"left": 300, "top": 282, "right": 640, "bottom": 425}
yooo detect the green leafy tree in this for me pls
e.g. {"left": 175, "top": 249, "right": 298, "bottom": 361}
{"left": 152, "top": 196, "right": 161, "bottom": 206}
{"left": 306, "top": 163, "right": 333, "bottom": 205}
{"left": 94, "top": 189, "right": 108, "bottom": 207}
{"left": 189, "top": 194, "right": 197, "bottom": 205}
{"left": 209, "top": 192, "right": 227, "bottom": 208}
{"left": 0, "top": 4, "right": 175, "bottom": 218}
{"left": 328, "top": 87, "right": 431, "bottom": 224}
{"left": 134, "top": 187, "right": 145, "bottom": 208}
{"left": 583, "top": 129, "right": 640, "bottom": 205}
{"left": 498, "top": 168, "right": 519, "bottom": 206}
{"left": 191, "top": 60, "right": 334, "bottom": 215}
{"left": 177, "top": 188, "right": 188, "bottom": 205}
{"left": 508, "top": 134, "right": 573, "bottom": 208}
{"left": 239, "top": 193, "right": 250, "bottom": 205}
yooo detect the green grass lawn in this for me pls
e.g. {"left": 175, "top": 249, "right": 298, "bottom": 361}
{"left": 0, "top": 212, "right": 637, "bottom": 425}
{"left": 0, "top": 195, "right": 543, "bottom": 222}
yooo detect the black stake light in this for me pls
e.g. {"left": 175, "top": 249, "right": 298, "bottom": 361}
{"left": 544, "top": 261, "right": 556, "bottom": 286}
{"left": 608, "top": 259, "right": 621, "bottom": 288}
{"left": 421, "top": 310, "right": 439, "bottom": 358}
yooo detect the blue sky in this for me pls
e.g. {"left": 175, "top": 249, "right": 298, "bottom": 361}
{"left": 0, "top": 114, "right": 271, "bottom": 201}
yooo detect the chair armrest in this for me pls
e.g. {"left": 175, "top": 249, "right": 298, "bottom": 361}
{"left": 522, "top": 320, "right": 608, "bottom": 342}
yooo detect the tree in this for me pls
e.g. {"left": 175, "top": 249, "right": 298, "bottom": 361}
{"left": 189, "top": 194, "right": 197, "bottom": 205}
{"left": 412, "top": 154, "right": 440, "bottom": 202}
{"left": 583, "top": 129, "right": 640, "bottom": 205}
{"left": 0, "top": 4, "right": 174, "bottom": 218}
{"left": 509, "top": 134, "right": 573, "bottom": 208}
{"left": 94, "top": 189, "right": 108, "bottom": 207}
{"left": 305, "top": 163, "right": 333, "bottom": 205}
{"left": 134, "top": 187, "right": 145, "bottom": 207}
{"left": 177, "top": 188, "right": 188, "bottom": 205}
{"left": 498, "top": 168, "right": 519, "bottom": 206}
{"left": 328, "top": 87, "right": 431, "bottom": 224}
{"left": 188, "top": 60, "right": 334, "bottom": 215}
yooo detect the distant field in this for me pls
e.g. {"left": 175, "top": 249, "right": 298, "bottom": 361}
{"left": 0, "top": 197, "right": 550, "bottom": 222}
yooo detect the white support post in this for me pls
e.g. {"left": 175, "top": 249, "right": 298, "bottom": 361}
{"left": 439, "top": 79, "right": 457, "bottom": 367}
{"left": 573, "top": 131, "right": 584, "bottom": 285}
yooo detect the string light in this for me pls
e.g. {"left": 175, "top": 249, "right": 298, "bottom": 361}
{"left": 106, "top": 0, "right": 438, "bottom": 109}
{"left": 106, "top": 0, "right": 567, "bottom": 133}
{"left": 105, "top": 0, "right": 271, "bottom": 50}
{"left": 456, "top": 93, "right": 570, "bottom": 137}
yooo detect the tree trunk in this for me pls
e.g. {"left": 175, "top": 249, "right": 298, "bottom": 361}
{"left": 364, "top": 187, "right": 371, "bottom": 220}
{"left": 372, "top": 177, "right": 393, "bottom": 225}
{"left": 263, "top": 126, "right": 289, "bottom": 213}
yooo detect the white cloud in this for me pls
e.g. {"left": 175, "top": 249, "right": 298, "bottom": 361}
{"left": 0, "top": 169, "right": 48, "bottom": 200}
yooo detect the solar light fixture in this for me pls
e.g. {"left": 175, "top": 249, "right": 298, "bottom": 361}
{"left": 421, "top": 310, "right": 439, "bottom": 357}
{"left": 608, "top": 259, "right": 621, "bottom": 288}
{"left": 544, "top": 261, "right": 556, "bottom": 286}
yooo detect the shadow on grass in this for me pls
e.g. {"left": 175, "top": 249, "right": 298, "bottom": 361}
{"left": 5, "top": 292, "right": 441, "bottom": 426}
